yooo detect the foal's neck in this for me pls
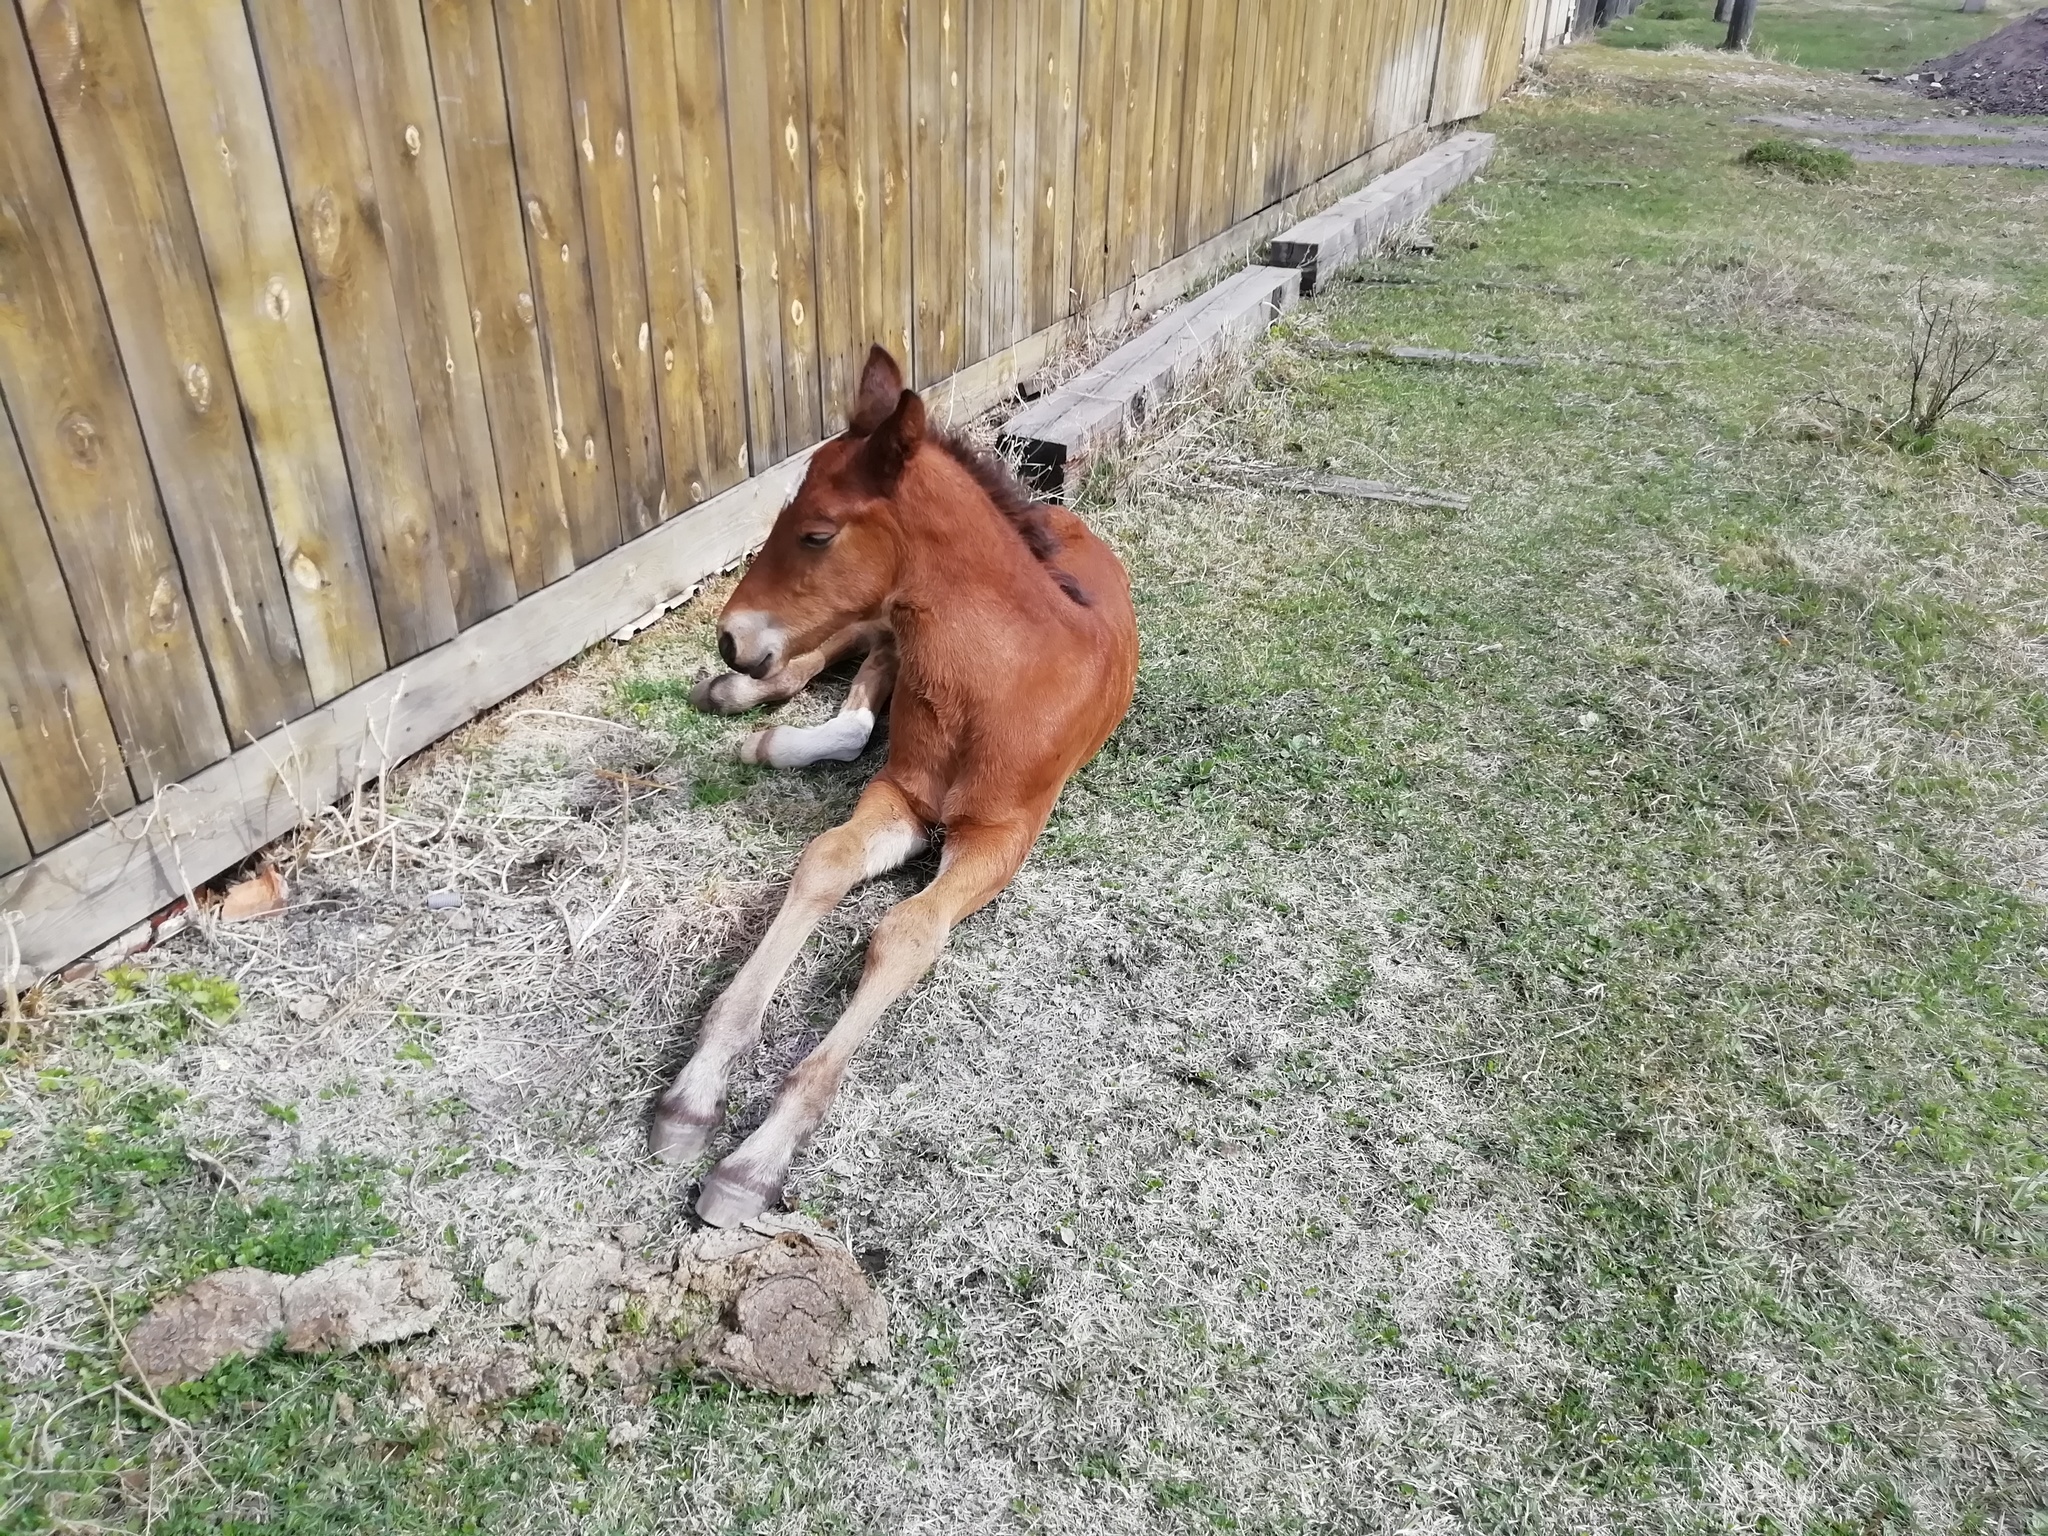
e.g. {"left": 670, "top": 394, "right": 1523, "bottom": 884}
{"left": 888, "top": 449, "right": 1062, "bottom": 620}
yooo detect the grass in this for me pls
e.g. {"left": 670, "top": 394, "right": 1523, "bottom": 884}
{"left": 1741, "top": 135, "right": 1857, "bottom": 181}
{"left": 7, "top": 29, "right": 2048, "bottom": 1536}
{"left": 1596, "top": 0, "right": 2034, "bottom": 73}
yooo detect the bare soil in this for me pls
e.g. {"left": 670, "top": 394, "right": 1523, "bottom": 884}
{"left": 1901, "top": 5, "right": 2048, "bottom": 114}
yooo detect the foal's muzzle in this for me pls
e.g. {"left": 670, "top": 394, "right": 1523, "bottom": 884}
{"left": 718, "top": 611, "right": 785, "bottom": 679}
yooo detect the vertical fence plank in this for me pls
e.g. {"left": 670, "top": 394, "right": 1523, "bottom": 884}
{"left": 962, "top": 0, "right": 993, "bottom": 367}
{"left": 1046, "top": 0, "right": 1080, "bottom": 324}
{"left": 854, "top": 0, "right": 914, "bottom": 369}
{"left": 0, "top": 400, "right": 134, "bottom": 849}
{"left": 1230, "top": 0, "right": 1270, "bottom": 221}
{"left": 764, "top": 0, "right": 824, "bottom": 455}
{"left": 908, "top": 0, "right": 939, "bottom": 385}
{"left": 670, "top": 0, "right": 749, "bottom": 492}
{"left": 1151, "top": 0, "right": 1191, "bottom": 262}
{"left": 935, "top": 0, "right": 966, "bottom": 381}
{"left": 1070, "top": 0, "right": 1117, "bottom": 313}
{"left": 984, "top": 0, "right": 1014, "bottom": 357}
{"left": 621, "top": 0, "right": 708, "bottom": 507}
{"left": 244, "top": 0, "right": 459, "bottom": 664}
{"left": 723, "top": 0, "right": 790, "bottom": 463}
{"left": 421, "top": 0, "right": 575, "bottom": 594}
{"left": 0, "top": 6, "right": 228, "bottom": 787}
{"left": 1010, "top": 0, "right": 1040, "bottom": 348}
{"left": 495, "top": 0, "right": 623, "bottom": 566}
{"left": 1107, "top": 0, "right": 1159, "bottom": 291}
{"left": 809, "top": 0, "right": 863, "bottom": 417}
{"left": 141, "top": 0, "right": 385, "bottom": 702}
{"left": 1177, "top": 0, "right": 1237, "bottom": 248}
{"left": 560, "top": 0, "right": 665, "bottom": 531}
{"left": 340, "top": 0, "right": 520, "bottom": 628}
{"left": 25, "top": 0, "right": 315, "bottom": 744}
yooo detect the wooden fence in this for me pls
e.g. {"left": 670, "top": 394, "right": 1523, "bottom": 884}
{"left": 1, "top": 0, "right": 1539, "bottom": 982}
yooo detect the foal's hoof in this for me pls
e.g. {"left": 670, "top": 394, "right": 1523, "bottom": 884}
{"left": 689, "top": 672, "right": 749, "bottom": 715}
{"left": 648, "top": 1105, "right": 720, "bottom": 1166}
{"left": 696, "top": 1159, "right": 783, "bottom": 1228}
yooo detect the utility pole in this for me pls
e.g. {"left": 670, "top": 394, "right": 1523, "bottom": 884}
{"left": 1724, "top": 0, "right": 1757, "bottom": 49}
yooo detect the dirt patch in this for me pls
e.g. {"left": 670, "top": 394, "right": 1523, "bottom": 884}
{"left": 453, "top": 1220, "right": 885, "bottom": 1402}
{"left": 128, "top": 1257, "right": 454, "bottom": 1387}
{"left": 1833, "top": 137, "right": 2048, "bottom": 166}
{"left": 1900, "top": 7, "right": 2048, "bottom": 116}
{"left": 1743, "top": 111, "right": 2048, "bottom": 142}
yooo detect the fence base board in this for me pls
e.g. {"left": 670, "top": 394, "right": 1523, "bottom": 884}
{"left": 1264, "top": 131, "right": 1496, "bottom": 295}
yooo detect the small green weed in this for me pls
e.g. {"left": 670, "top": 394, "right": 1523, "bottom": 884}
{"left": 1740, "top": 137, "right": 1854, "bottom": 183}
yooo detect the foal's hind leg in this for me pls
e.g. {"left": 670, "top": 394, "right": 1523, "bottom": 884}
{"left": 689, "top": 620, "right": 881, "bottom": 715}
{"left": 649, "top": 781, "right": 927, "bottom": 1164}
{"left": 696, "top": 820, "right": 1034, "bottom": 1227}
{"left": 739, "top": 637, "right": 897, "bottom": 768}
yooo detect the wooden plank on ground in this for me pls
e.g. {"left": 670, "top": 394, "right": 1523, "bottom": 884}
{"left": 2, "top": 447, "right": 818, "bottom": 989}
{"left": 621, "top": 0, "right": 709, "bottom": 509}
{"left": 1070, "top": 0, "right": 1118, "bottom": 312}
{"left": 721, "top": 0, "right": 790, "bottom": 463}
{"left": 25, "top": 0, "right": 314, "bottom": 744}
{"left": 341, "top": 0, "right": 519, "bottom": 628}
{"left": 244, "top": 0, "right": 458, "bottom": 664}
{"left": 494, "top": 0, "right": 624, "bottom": 566}
{"left": 141, "top": 0, "right": 386, "bottom": 702}
{"left": 670, "top": 0, "right": 749, "bottom": 492}
{"left": 0, "top": 5, "right": 228, "bottom": 787}
{"left": 998, "top": 263, "right": 1300, "bottom": 492}
{"left": 1264, "top": 130, "right": 1494, "bottom": 292}
{"left": 420, "top": 0, "right": 575, "bottom": 595}
{"left": 0, "top": 399, "right": 134, "bottom": 849}
{"left": 561, "top": 0, "right": 665, "bottom": 533}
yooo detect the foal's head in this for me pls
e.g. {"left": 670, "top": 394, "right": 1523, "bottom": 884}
{"left": 717, "top": 347, "right": 926, "bottom": 678}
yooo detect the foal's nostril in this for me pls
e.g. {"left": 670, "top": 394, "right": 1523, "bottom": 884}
{"left": 718, "top": 630, "right": 738, "bottom": 671}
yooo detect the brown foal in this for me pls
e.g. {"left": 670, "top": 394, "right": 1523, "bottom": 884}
{"left": 651, "top": 346, "right": 1139, "bottom": 1227}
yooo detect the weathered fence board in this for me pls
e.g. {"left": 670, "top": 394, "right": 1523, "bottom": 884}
{"left": 0, "top": 403, "right": 134, "bottom": 851}
{"left": 496, "top": 0, "right": 625, "bottom": 566}
{"left": 142, "top": 0, "right": 388, "bottom": 703}
{"left": 2, "top": 0, "right": 1545, "bottom": 983}
{"left": 25, "top": 0, "right": 314, "bottom": 744}
{"left": 0, "top": 3, "right": 227, "bottom": 789}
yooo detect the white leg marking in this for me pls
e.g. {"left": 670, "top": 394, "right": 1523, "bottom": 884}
{"left": 742, "top": 708, "right": 876, "bottom": 768}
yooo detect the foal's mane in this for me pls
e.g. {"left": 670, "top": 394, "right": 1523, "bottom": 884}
{"left": 931, "top": 428, "right": 1091, "bottom": 607}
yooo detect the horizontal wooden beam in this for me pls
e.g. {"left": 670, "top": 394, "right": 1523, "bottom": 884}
{"left": 1263, "top": 131, "right": 1496, "bottom": 295}
{"left": 998, "top": 266, "right": 1302, "bottom": 495}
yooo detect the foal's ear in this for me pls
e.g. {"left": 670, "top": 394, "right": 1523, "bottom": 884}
{"left": 855, "top": 388, "right": 926, "bottom": 489}
{"left": 847, "top": 345, "right": 906, "bottom": 435}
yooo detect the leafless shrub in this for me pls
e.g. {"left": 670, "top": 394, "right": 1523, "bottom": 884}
{"left": 1889, "top": 281, "right": 2008, "bottom": 444}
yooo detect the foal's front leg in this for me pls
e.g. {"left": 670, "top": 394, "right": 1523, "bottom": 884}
{"left": 738, "top": 637, "right": 897, "bottom": 767}
{"left": 649, "top": 781, "right": 928, "bottom": 1164}
{"left": 689, "top": 620, "right": 882, "bottom": 716}
{"left": 695, "top": 820, "right": 1035, "bottom": 1227}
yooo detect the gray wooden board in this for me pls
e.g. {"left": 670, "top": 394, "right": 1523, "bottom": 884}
{"left": 1263, "top": 131, "right": 1494, "bottom": 293}
{"left": 2, "top": 453, "right": 813, "bottom": 987}
{"left": 999, "top": 263, "right": 1300, "bottom": 491}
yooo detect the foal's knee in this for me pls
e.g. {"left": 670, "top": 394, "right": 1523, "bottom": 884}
{"left": 864, "top": 902, "right": 949, "bottom": 984}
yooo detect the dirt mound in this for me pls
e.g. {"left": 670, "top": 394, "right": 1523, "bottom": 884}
{"left": 1902, "top": 8, "right": 2048, "bottom": 116}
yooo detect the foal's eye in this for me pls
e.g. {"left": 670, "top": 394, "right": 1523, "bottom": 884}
{"left": 799, "top": 529, "right": 836, "bottom": 548}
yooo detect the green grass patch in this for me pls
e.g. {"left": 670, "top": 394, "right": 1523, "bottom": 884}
{"left": 1741, "top": 135, "right": 1856, "bottom": 182}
